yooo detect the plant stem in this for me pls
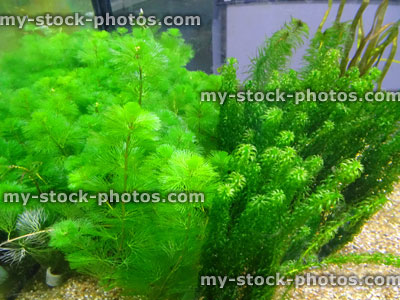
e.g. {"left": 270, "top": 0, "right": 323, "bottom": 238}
{"left": 340, "top": 0, "right": 370, "bottom": 75}
{"left": 9, "top": 165, "right": 44, "bottom": 194}
{"left": 318, "top": 0, "right": 333, "bottom": 33}
{"left": 120, "top": 125, "right": 132, "bottom": 251}
{"left": 41, "top": 120, "right": 68, "bottom": 156}
{"left": 154, "top": 212, "right": 192, "bottom": 299}
{"left": 0, "top": 229, "right": 52, "bottom": 247}
{"left": 135, "top": 51, "right": 143, "bottom": 107}
{"left": 335, "top": 0, "right": 347, "bottom": 23}
{"left": 378, "top": 35, "right": 398, "bottom": 90}
{"left": 138, "top": 64, "right": 143, "bottom": 106}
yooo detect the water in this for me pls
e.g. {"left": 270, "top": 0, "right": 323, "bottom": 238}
{"left": 0, "top": 0, "right": 93, "bottom": 52}
{"left": 111, "top": 0, "right": 214, "bottom": 73}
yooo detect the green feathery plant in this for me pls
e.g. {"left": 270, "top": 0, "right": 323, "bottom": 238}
{"left": 201, "top": 2, "right": 399, "bottom": 300}
{"left": 0, "top": 25, "right": 220, "bottom": 299}
{"left": 250, "top": 18, "right": 309, "bottom": 89}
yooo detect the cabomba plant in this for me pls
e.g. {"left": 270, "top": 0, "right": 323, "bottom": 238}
{"left": 0, "top": 25, "right": 220, "bottom": 299}
{"left": 0, "top": 1, "right": 398, "bottom": 300}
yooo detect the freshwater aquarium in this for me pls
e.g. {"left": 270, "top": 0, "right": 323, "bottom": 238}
{"left": 0, "top": 1, "right": 399, "bottom": 299}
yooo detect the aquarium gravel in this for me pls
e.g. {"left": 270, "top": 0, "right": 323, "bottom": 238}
{"left": 286, "top": 185, "right": 400, "bottom": 300}
{"left": 16, "top": 273, "right": 139, "bottom": 300}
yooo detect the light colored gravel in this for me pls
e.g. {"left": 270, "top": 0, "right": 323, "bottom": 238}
{"left": 16, "top": 271, "right": 138, "bottom": 300}
{"left": 341, "top": 186, "right": 400, "bottom": 256}
{"left": 286, "top": 185, "right": 400, "bottom": 300}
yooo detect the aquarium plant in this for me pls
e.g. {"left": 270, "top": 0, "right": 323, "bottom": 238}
{"left": 0, "top": 1, "right": 399, "bottom": 299}
{"left": 0, "top": 25, "right": 220, "bottom": 299}
{"left": 200, "top": 2, "right": 399, "bottom": 299}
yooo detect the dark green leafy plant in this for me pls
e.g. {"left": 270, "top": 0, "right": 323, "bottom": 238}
{"left": 200, "top": 2, "right": 399, "bottom": 300}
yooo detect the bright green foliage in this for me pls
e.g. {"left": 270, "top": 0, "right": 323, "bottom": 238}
{"left": 0, "top": 26, "right": 220, "bottom": 299}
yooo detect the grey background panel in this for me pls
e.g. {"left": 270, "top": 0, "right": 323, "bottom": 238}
{"left": 226, "top": 2, "right": 400, "bottom": 90}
